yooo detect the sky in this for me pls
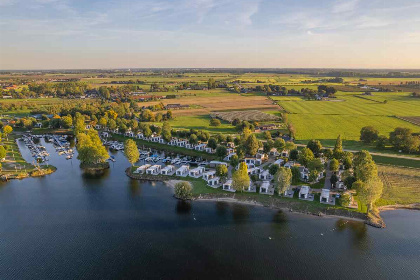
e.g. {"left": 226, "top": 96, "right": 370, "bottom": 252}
{"left": 0, "top": 0, "right": 420, "bottom": 70}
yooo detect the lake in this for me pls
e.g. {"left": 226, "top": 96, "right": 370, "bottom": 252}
{"left": 0, "top": 139, "right": 419, "bottom": 279}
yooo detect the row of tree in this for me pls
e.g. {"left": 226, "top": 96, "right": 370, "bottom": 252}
{"left": 360, "top": 126, "right": 420, "bottom": 153}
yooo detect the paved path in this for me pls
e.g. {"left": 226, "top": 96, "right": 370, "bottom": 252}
{"left": 324, "top": 160, "right": 332, "bottom": 189}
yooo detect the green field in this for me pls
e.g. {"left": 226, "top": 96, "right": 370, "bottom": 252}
{"left": 168, "top": 115, "right": 236, "bottom": 134}
{"left": 273, "top": 92, "right": 420, "bottom": 144}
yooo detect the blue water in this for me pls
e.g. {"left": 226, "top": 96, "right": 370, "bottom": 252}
{"left": 0, "top": 140, "right": 419, "bottom": 279}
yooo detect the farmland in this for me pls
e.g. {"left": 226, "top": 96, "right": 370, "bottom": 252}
{"left": 211, "top": 110, "right": 279, "bottom": 122}
{"left": 273, "top": 91, "right": 420, "bottom": 146}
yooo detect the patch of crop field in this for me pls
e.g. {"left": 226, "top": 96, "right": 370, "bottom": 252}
{"left": 211, "top": 110, "right": 280, "bottom": 122}
{"left": 288, "top": 114, "right": 420, "bottom": 141}
{"left": 377, "top": 165, "right": 420, "bottom": 206}
{"left": 168, "top": 115, "right": 237, "bottom": 134}
{"left": 138, "top": 93, "right": 278, "bottom": 115}
{"left": 396, "top": 116, "right": 420, "bottom": 127}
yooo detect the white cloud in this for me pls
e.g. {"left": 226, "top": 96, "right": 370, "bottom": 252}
{"left": 332, "top": 0, "right": 359, "bottom": 14}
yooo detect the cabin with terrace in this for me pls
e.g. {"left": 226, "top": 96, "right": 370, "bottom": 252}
{"left": 125, "top": 131, "right": 135, "bottom": 138}
{"left": 205, "top": 147, "right": 215, "bottom": 154}
{"left": 247, "top": 167, "right": 260, "bottom": 176}
{"left": 133, "top": 164, "right": 151, "bottom": 174}
{"left": 194, "top": 143, "right": 207, "bottom": 151}
{"left": 284, "top": 161, "right": 298, "bottom": 169}
{"left": 34, "top": 122, "right": 42, "bottom": 128}
{"left": 224, "top": 152, "right": 237, "bottom": 161}
{"left": 222, "top": 180, "right": 235, "bottom": 192}
{"left": 245, "top": 157, "right": 262, "bottom": 166}
{"left": 244, "top": 182, "right": 256, "bottom": 193}
{"left": 269, "top": 148, "right": 280, "bottom": 157}
{"left": 95, "top": 125, "right": 102, "bottom": 130}
{"left": 85, "top": 124, "right": 92, "bottom": 130}
{"left": 203, "top": 170, "right": 216, "bottom": 181}
{"left": 146, "top": 165, "right": 161, "bottom": 175}
{"left": 320, "top": 189, "right": 335, "bottom": 205}
{"left": 226, "top": 142, "right": 235, "bottom": 148}
{"left": 169, "top": 138, "right": 178, "bottom": 146}
{"left": 209, "top": 161, "right": 228, "bottom": 168}
{"left": 176, "top": 165, "right": 190, "bottom": 177}
{"left": 207, "top": 177, "right": 220, "bottom": 188}
{"left": 259, "top": 181, "right": 274, "bottom": 195}
{"left": 298, "top": 186, "right": 314, "bottom": 201}
{"left": 256, "top": 152, "right": 268, "bottom": 161}
{"left": 189, "top": 166, "right": 205, "bottom": 178}
{"left": 281, "top": 150, "right": 289, "bottom": 158}
{"left": 161, "top": 165, "right": 175, "bottom": 175}
{"left": 259, "top": 170, "right": 272, "bottom": 181}
{"left": 185, "top": 143, "right": 194, "bottom": 149}
{"left": 283, "top": 188, "right": 294, "bottom": 198}
{"left": 177, "top": 139, "right": 188, "bottom": 147}
{"left": 136, "top": 133, "right": 144, "bottom": 139}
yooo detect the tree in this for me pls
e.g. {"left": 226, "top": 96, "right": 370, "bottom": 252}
{"left": 308, "top": 158, "right": 324, "bottom": 172}
{"left": 376, "top": 135, "right": 388, "bottom": 149}
{"left": 288, "top": 149, "right": 298, "bottom": 160}
{"left": 291, "top": 166, "right": 300, "bottom": 183}
{"left": 269, "top": 164, "right": 279, "bottom": 176}
{"left": 340, "top": 192, "right": 352, "bottom": 207}
{"left": 77, "top": 129, "right": 109, "bottom": 165}
{"left": 309, "top": 170, "right": 319, "bottom": 182}
{"left": 60, "top": 115, "right": 73, "bottom": 129}
{"left": 189, "top": 134, "right": 198, "bottom": 145}
{"left": 353, "top": 150, "right": 378, "bottom": 182}
{"left": 285, "top": 141, "right": 296, "bottom": 151}
{"left": 360, "top": 126, "right": 379, "bottom": 144}
{"left": 0, "top": 145, "right": 6, "bottom": 160}
{"left": 174, "top": 182, "right": 193, "bottom": 200}
{"left": 274, "top": 167, "right": 292, "bottom": 195}
{"left": 215, "top": 145, "right": 227, "bottom": 160}
{"left": 330, "top": 158, "right": 339, "bottom": 172}
{"left": 344, "top": 175, "right": 356, "bottom": 189}
{"left": 207, "top": 137, "right": 218, "bottom": 149}
{"left": 98, "top": 116, "right": 108, "bottom": 127}
{"left": 333, "top": 135, "right": 343, "bottom": 159}
{"left": 245, "top": 134, "right": 259, "bottom": 156}
{"left": 274, "top": 138, "right": 286, "bottom": 151}
{"left": 353, "top": 177, "right": 383, "bottom": 213}
{"left": 307, "top": 139, "right": 322, "bottom": 156}
{"left": 287, "top": 123, "right": 296, "bottom": 138}
{"left": 210, "top": 118, "right": 221, "bottom": 127}
{"left": 343, "top": 154, "right": 353, "bottom": 169}
{"left": 230, "top": 154, "right": 239, "bottom": 167}
{"left": 389, "top": 127, "right": 419, "bottom": 153}
{"left": 330, "top": 174, "right": 338, "bottom": 188}
{"left": 216, "top": 164, "right": 228, "bottom": 178}
{"left": 162, "top": 122, "right": 172, "bottom": 142}
{"left": 298, "top": 147, "right": 314, "bottom": 166}
{"left": 124, "top": 139, "right": 139, "bottom": 166}
{"left": 263, "top": 131, "right": 272, "bottom": 140}
{"left": 73, "top": 114, "right": 85, "bottom": 135}
{"left": 323, "top": 148, "right": 333, "bottom": 159}
{"left": 2, "top": 125, "right": 13, "bottom": 139}
{"left": 232, "top": 162, "right": 250, "bottom": 192}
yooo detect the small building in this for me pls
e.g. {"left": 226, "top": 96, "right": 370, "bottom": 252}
{"left": 298, "top": 186, "right": 314, "bottom": 201}
{"left": 185, "top": 143, "right": 194, "bottom": 149}
{"left": 189, "top": 166, "right": 205, "bottom": 178}
{"left": 245, "top": 158, "right": 262, "bottom": 166}
{"left": 299, "top": 166, "right": 309, "bottom": 181}
{"left": 269, "top": 148, "right": 280, "bottom": 157}
{"left": 259, "top": 170, "right": 272, "bottom": 181}
{"left": 222, "top": 180, "right": 235, "bottom": 192}
{"left": 284, "top": 161, "right": 298, "bottom": 169}
{"left": 207, "top": 177, "right": 220, "bottom": 187}
{"left": 125, "top": 131, "right": 135, "bottom": 138}
{"left": 134, "top": 164, "right": 151, "bottom": 174}
{"left": 209, "top": 161, "right": 228, "bottom": 168}
{"left": 281, "top": 150, "right": 289, "bottom": 158}
{"left": 205, "top": 147, "right": 215, "bottom": 154}
{"left": 224, "top": 152, "right": 237, "bottom": 161}
{"left": 195, "top": 143, "right": 206, "bottom": 151}
{"left": 256, "top": 153, "right": 268, "bottom": 161}
{"left": 161, "top": 165, "right": 175, "bottom": 175}
{"left": 203, "top": 170, "right": 216, "bottom": 181}
{"left": 34, "top": 122, "right": 42, "bottom": 128}
{"left": 259, "top": 181, "right": 272, "bottom": 194}
{"left": 320, "top": 189, "right": 332, "bottom": 203}
{"left": 177, "top": 140, "right": 187, "bottom": 147}
{"left": 273, "top": 159, "right": 284, "bottom": 166}
{"left": 176, "top": 165, "right": 190, "bottom": 176}
{"left": 146, "top": 165, "right": 161, "bottom": 175}
{"left": 95, "top": 125, "right": 102, "bottom": 130}
{"left": 226, "top": 142, "right": 235, "bottom": 148}
{"left": 247, "top": 167, "right": 260, "bottom": 176}
{"left": 169, "top": 138, "right": 178, "bottom": 146}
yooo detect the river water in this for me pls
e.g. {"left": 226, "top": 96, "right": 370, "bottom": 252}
{"left": 0, "top": 139, "right": 419, "bottom": 279}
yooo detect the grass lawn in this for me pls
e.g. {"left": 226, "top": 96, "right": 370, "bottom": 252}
{"left": 376, "top": 165, "right": 420, "bottom": 206}
{"left": 168, "top": 115, "right": 237, "bottom": 134}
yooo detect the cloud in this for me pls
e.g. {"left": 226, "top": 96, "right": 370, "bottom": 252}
{"left": 332, "top": 0, "right": 359, "bottom": 14}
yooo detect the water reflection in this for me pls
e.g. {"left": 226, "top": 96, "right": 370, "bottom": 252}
{"left": 335, "top": 219, "right": 369, "bottom": 250}
{"left": 215, "top": 202, "right": 229, "bottom": 217}
{"left": 81, "top": 168, "right": 110, "bottom": 180}
{"left": 272, "top": 210, "right": 288, "bottom": 224}
{"left": 232, "top": 204, "right": 249, "bottom": 224}
{"left": 176, "top": 200, "right": 192, "bottom": 215}
{"left": 128, "top": 179, "right": 142, "bottom": 197}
